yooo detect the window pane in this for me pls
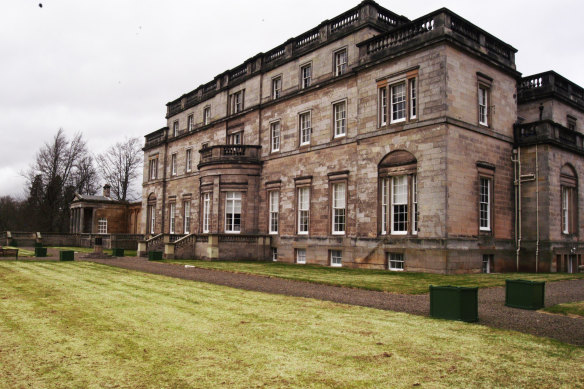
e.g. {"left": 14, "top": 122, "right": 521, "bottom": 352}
{"left": 480, "top": 178, "right": 490, "bottom": 230}
{"left": 391, "top": 83, "right": 406, "bottom": 122}
{"left": 392, "top": 176, "right": 408, "bottom": 233}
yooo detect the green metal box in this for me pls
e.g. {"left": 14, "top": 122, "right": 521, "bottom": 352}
{"left": 35, "top": 247, "right": 47, "bottom": 257}
{"left": 59, "top": 250, "right": 74, "bottom": 261}
{"left": 148, "top": 251, "right": 163, "bottom": 261}
{"left": 112, "top": 248, "right": 125, "bottom": 257}
{"left": 430, "top": 285, "right": 478, "bottom": 322}
{"left": 505, "top": 279, "right": 545, "bottom": 310}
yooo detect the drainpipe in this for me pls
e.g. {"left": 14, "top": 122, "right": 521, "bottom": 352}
{"left": 535, "top": 144, "right": 540, "bottom": 273}
{"left": 513, "top": 147, "right": 522, "bottom": 272}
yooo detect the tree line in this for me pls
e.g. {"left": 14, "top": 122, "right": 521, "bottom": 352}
{"left": 0, "top": 129, "right": 143, "bottom": 232}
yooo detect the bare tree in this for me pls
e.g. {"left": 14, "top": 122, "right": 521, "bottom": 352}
{"left": 24, "top": 128, "right": 98, "bottom": 231}
{"left": 96, "top": 137, "right": 143, "bottom": 202}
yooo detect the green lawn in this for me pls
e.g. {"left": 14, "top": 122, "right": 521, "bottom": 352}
{"left": 0, "top": 262, "right": 582, "bottom": 388}
{"left": 544, "top": 301, "right": 584, "bottom": 318}
{"left": 166, "top": 260, "right": 584, "bottom": 294}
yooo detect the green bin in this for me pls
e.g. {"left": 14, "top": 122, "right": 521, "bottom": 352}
{"left": 112, "top": 248, "right": 125, "bottom": 257}
{"left": 430, "top": 285, "right": 478, "bottom": 322}
{"left": 35, "top": 247, "right": 47, "bottom": 257}
{"left": 59, "top": 250, "right": 75, "bottom": 261}
{"left": 148, "top": 251, "right": 163, "bottom": 261}
{"left": 505, "top": 279, "right": 545, "bottom": 310}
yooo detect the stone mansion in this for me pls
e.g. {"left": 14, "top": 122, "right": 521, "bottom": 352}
{"left": 140, "top": 1, "right": 584, "bottom": 273}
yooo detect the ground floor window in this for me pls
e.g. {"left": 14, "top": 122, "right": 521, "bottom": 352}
{"left": 97, "top": 218, "right": 107, "bottom": 234}
{"left": 147, "top": 205, "right": 155, "bottom": 234}
{"left": 330, "top": 250, "right": 342, "bottom": 267}
{"left": 202, "top": 193, "right": 210, "bottom": 233}
{"left": 387, "top": 253, "right": 404, "bottom": 271}
{"left": 169, "top": 203, "right": 176, "bottom": 234}
{"left": 296, "top": 248, "right": 306, "bottom": 264}
{"left": 482, "top": 254, "right": 494, "bottom": 273}
{"left": 183, "top": 201, "right": 191, "bottom": 234}
{"left": 225, "top": 191, "right": 242, "bottom": 233}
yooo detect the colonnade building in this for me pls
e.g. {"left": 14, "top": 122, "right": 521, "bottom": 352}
{"left": 141, "top": 1, "right": 583, "bottom": 273}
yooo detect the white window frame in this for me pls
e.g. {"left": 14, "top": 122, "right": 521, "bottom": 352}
{"left": 332, "top": 182, "right": 346, "bottom": 235}
{"left": 412, "top": 175, "right": 418, "bottom": 235}
{"left": 298, "top": 187, "right": 310, "bottom": 234}
{"left": 270, "top": 121, "right": 280, "bottom": 152}
{"left": 169, "top": 203, "right": 176, "bottom": 234}
{"left": 148, "top": 205, "right": 156, "bottom": 234}
{"left": 562, "top": 186, "right": 574, "bottom": 234}
{"left": 381, "top": 178, "right": 389, "bottom": 235}
{"left": 301, "top": 64, "right": 311, "bottom": 89}
{"left": 187, "top": 114, "right": 194, "bottom": 131}
{"left": 202, "top": 193, "right": 210, "bottom": 233}
{"left": 173, "top": 120, "right": 179, "bottom": 136}
{"left": 231, "top": 90, "right": 243, "bottom": 114}
{"left": 171, "top": 153, "right": 177, "bottom": 176}
{"left": 186, "top": 149, "right": 192, "bottom": 173}
{"left": 183, "top": 201, "right": 191, "bottom": 234}
{"left": 334, "top": 49, "right": 347, "bottom": 77}
{"left": 97, "top": 218, "right": 107, "bottom": 234}
{"left": 272, "top": 247, "right": 278, "bottom": 262}
{"left": 391, "top": 175, "right": 408, "bottom": 235}
{"left": 330, "top": 250, "right": 342, "bottom": 267}
{"left": 296, "top": 248, "right": 306, "bottom": 264}
{"left": 388, "top": 253, "right": 404, "bottom": 271}
{"left": 390, "top": 82, "right": 406, "bottom": 124}
{"left": 409, "top": 78, "right": 417, "bottom": 119}
{"left": 228, "top": 131, "right": 242, "bottom": 145}
{"left": 269, "top": 191, "right": 279, "bottom": 234}
{"left": 225, "top": 191, "right": 242, "bottom": 233}
{"left": 479, "top": 85, "right": 488, "bottom": 126}
{"left": 272, "top": 76, "right": 282, "bottom": 100}
{"left": 482, "top": 254, "right": 493, "bottom": 274}
{"left": 479, "top": 177, "right": 491, "bottom": 231}
{"left": 379, "top": 87, "right": 388, "bottom": 126}
{"left": 149, "top": 158, "right": 158, "bottom": 180}
{"left": 203, "top": 106, "right": 211, "bottom": 125}
{"left": 333, "top": 101, "right": 346, "bottom": 138}
{"left": 299, "top": 111, "right": 311, "bottom": 146}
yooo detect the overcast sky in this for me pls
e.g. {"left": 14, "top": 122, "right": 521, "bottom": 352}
{"left": 1, "top": 0, "right": 582, "bottom": 198}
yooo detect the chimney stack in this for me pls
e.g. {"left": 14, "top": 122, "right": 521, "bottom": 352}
{"left": 103, "top": 184, "right": 111, "bottom": 198}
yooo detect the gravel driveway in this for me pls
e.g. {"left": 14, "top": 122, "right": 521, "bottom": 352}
{"left": 84, "top": 256, "right": 584, "bottom": 346}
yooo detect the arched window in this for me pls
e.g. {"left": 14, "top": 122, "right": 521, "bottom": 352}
{"left": 379, "top": 150, "right": 418, "bottom": 235}
{"left": 560, "top": 164, "right": 578, "bottom": 235}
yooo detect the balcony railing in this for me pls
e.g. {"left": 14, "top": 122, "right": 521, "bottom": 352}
{"left": 514, "top": 120, "right": 584, "bottom": 154}
{"left": 198, "top": 145, "right": 262, "bottom": 167}
{"left": 518, "top": 71, "right": 584, "bottom": 107}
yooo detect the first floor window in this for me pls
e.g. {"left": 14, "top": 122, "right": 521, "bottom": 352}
{"left": 409, "top": 78, "right": 417, "bottom": 119}
{"left": 97, "top": 218, "right": 107, "bottom": 234}
{"left": 169, "top": 203, "right": 176, "bottom": 234}
{"left": 391, "top": 83, "right": 406, "bottom": 123}
{"left": 187, "top": 114, "right": 194, "bottom": 131}
{"left": 332, "top": 182, "right": 346, "bottom": 234}
{"left": 333, "top": 101, "right": 346, "bottom": 138}
{"left": 379, "top": 87, "right": 388, "bottom": 125}
{"left": 269, "top": 191, "right": 279, "bottom": 234}
{"left": 228, "top": 131, "right": 242, "bottom": 145}
{"left": 184, "top": 201, "right": 191, "bottom": 234}
{"left": 271, "top": 121, "right": 280, "bottom": 152}
{"left": 334, "top": 49, "right": 347, "bottom": 76}
{"left": 479, "top": 177, "right": 491, "bottom": 231}
{"left": 202, "top": 193, "right": 210, "bottom": 233}
{"left": 225, "top": 191, "right": 241, "bottom": 233}
{"left": 203, "top": 106, "right": 211, "bottom": 125}
{"left": 296, "top": 248, "right": 306, "bottom": 264}
{"left": 301, "top": 64, "right": 311, "bottom": 88}
{"left": 171, "top": 153, "right": 177, "bottom": 176}
{"left": 298, "top": 187, "right": 310, "bottom": 234}
{"left": 300, "top": 112, "right": 311, "bottom": 145}
{"left": 272, "top": 76, "right": 282, "bottom": 99}
{"left": 330, "top": 250, "right": 342, "bottom": 267}
{"left": 479, "top": 85, "right": 488, "bottom": 126}
{"left": 186, "top": 149, "right": 192, "bottom": 172}
{"left": 388, "top": 253, "right": 404, "bottom": 271}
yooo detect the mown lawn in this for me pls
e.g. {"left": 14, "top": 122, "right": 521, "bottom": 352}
{"left": 544, "top": 301, "right": 584, "bottom": 318}
{"left": 0, "top": 262, "right": 582, "bottom": 388}
{"left": 167, "top": 260, "right": 584, "bottom": 294}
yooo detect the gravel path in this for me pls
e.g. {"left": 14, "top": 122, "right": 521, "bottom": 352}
{"left": 82, "top": 256, "right": 584, "bottom": 346}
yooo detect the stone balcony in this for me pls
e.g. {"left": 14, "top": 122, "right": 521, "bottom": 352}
{"left": 514, "top": 120, "right": 584, "bottom": 155}
{"left": 518, "top": 71, "right": 584, "bottom": 109}
{"left": 197, "top": 145, "right": 262, "bottom": 168}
